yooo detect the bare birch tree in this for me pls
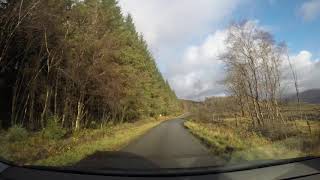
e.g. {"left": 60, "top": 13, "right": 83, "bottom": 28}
{"left": 222, "top": 21, "right": 285, "bottom": 134}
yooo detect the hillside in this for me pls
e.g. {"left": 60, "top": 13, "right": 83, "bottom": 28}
{"left": 0, "top": 0, "right": 180, "bottom": 131}
{"left": 286, "top": 89, "right": 320, "bottom": 104}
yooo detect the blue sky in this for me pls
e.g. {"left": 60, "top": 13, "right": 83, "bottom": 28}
{"left": 236, "top": 0, "right": 320, "bottom": 56}
{"left": 119, "top": 0, "right": 320, "bottom": 100}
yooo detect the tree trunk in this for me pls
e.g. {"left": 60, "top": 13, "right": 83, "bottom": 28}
{"left": 40, "top": 88, "right": 50, "bottom": 129}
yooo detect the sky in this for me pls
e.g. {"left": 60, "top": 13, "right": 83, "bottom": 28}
{"left": 118, "top": 0, "right": 320, "bottom": 101}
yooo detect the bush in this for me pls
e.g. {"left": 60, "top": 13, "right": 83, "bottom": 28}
{"left": 89, "top": 121, "right": 98, "bottom": 129}
{"left": 6, "top": 125, "right": 29, "bottom": 142}
{"left": 42, "top": 117, "right": 66, "bottom": 140}
{"left": 256, "top": 122, "right": 299, "bottom": 141}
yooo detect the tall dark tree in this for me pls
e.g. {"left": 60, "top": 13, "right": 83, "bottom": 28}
{"left": 0, "top": 0, "right": 181, "bottom": 131}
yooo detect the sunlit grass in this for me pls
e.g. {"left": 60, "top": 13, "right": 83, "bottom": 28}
{"left": 0, "top": 117, "right": 171, "bottom": 166}
{"left": 185, "top": 119, "right": 320, "bottom": 163}
{"left": 35, "top": 120, "right": 162, "bottom": 166}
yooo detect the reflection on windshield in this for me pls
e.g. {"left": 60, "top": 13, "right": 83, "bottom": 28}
{"left": 0, "top": 0, "right": 319, "bottom": 170}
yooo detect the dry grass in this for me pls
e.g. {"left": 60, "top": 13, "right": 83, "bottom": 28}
{"left": 281, "top": 103, "right": 320, "bottom": 121}
{"left": 0, "top": 116, "right": 172, "bottom": 166}
{"left": 185, "top": 118, "right": 320, "bottom": 164}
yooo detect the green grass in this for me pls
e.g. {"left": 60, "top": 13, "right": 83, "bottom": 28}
{"left": 0, "top": 117, "right": 169, "bottom": 166}
{"left": 184, "top": 120, "right": 318, "bottom": 163}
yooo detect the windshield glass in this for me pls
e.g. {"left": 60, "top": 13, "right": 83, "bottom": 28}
{"left": 0, "top": 0, "right": 319, "bottom": 171}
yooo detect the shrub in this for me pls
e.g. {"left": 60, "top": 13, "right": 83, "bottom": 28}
{"left": 256, "top": 122, "right": 299, "bottom": 141}
{"left": 89, "top": 121, "right": 98, "bottom": 129}
{"left": 6, "top": 125, "right": 29, "bottom": 142}
{"left": 42, "top": 117, "right": 66, "bottom": 140}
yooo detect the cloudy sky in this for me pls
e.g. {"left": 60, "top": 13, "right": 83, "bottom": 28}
{"left": 118, "top": 0, "right": 320, "bottom": 100}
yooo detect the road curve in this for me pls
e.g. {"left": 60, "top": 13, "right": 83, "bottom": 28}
{"left": 75, "top": 119, "right": 225, "bottom": 169}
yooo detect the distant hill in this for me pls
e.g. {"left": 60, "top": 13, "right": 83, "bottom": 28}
{"left": 285, "top": 89, "right": 320, "bottom": 104}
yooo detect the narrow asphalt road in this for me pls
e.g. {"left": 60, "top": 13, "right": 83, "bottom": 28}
{"left": 75, "top": 119, "right": 225, "bottom": 170}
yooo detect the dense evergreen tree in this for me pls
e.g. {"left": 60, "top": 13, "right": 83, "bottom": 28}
{"left": 0, "top": 0, "right": 180, "bottom": 131}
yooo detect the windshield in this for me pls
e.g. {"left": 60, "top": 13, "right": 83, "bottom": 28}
{"left": 0, "top": 0, "right": 319, "bottom": 171}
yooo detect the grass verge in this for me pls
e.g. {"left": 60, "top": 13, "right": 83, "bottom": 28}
{"left": 184, "top": 120, "right": 319, "bottom": 163}
{"left": 0, "top": 117, "right": 171, "bottom": 166}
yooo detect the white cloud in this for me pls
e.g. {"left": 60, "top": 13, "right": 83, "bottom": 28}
{"left": 299, "top": 0, "right": 320, "bottom": 21}
{"left": 118, "top": 0, "right": 243, "bottom": 48}
{"left": 167, "top": 29, "right": 228, "bottom": 100}
{"left": 118, "top": 0, "right": 246, "bottom": 100}
{"left": 118, "top": 1, "right": 320, "bottom": 100}
{"left": 283, "top": 51, "right": 320, "bottom": 93}
{"left": 168, "top": 28, "right": 320, "bottom": 100}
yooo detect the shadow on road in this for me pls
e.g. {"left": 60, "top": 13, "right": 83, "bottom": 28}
{"left": 74, "top": 119, "right": 226, "bottom": 170}
{"left": 74, "top": 151, "right": 159, "bottom": 170}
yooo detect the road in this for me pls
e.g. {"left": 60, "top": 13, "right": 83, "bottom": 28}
{"left": 75, "top": 119, "right": 225, "bottom": 170}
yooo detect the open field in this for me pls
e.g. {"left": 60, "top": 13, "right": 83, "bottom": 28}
{"left": 281, "top": 103, "right": 320, "bottom": 121}
{"left": 184, "top": 102, "right": 320, "bottom": 163}
{"left": 185, "top": 118, "right": 320, "bottom": 163}
{"left": 0, "top": 116, "right": 172, "bottom": 166}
